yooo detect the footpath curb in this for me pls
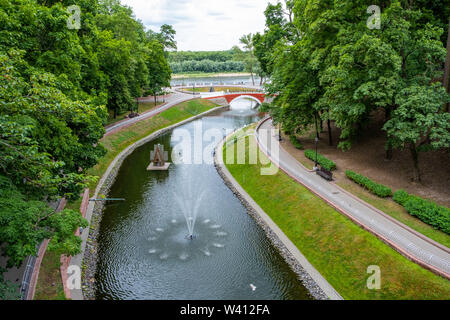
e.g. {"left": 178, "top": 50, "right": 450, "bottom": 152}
{"left": 214, "top": 128, "right": 343, "bottom": 301}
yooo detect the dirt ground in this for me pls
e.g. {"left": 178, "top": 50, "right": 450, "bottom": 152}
{"left": 281, "top": 112, "right": 450, "bottom": 207}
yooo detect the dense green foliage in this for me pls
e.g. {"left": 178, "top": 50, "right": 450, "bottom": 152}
{"left": 170, "top": 59, "right": 244, "bottom": 74}
{"left": 345, "top": 170, "right": 393, "bottom": 198}
{"left": 304, "top": 150, "right": 336, "bottom": 171}
{"left": 0, "top": 0, "right": 174, "bottom": 294}
{"left": 393, "top": 190, "right": 450, "bottom": 234}
{"left": 168, "top": 50, "right": 236, "bottom": 63}
{"left": 255, "top": 0, "right": 450, "bottom": 182}
{"left": 168, "top": 49, "right": 252, "bottom": 75}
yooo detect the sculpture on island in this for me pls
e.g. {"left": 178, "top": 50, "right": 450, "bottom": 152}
{"left": 147, "top": 144, "right": 171, "bottom": 171}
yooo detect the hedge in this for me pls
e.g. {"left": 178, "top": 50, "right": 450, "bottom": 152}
{"left": 289, "top": 135, "right": 304, "bottom": 150}
{"left": 304, "top": 150, "right": 336, "bottom": 171}
{"left": 393, "top": 190, "right": 450, "bottom": 234}
{"left": 345, "top": 170, "right": 393, "bottom": 198}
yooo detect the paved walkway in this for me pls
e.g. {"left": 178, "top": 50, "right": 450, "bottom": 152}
{"left": 256, "top": 118, "right": 450, "bottom": 279}
{"left": 105, "top": 90, "right": 195, "bottom": 135}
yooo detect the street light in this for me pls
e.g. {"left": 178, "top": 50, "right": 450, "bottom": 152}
{"left": 314, "top": 113, "right": 319, "bottom": 171}
{"left": 314, "top": 136, "right": 319, "bottom": 171}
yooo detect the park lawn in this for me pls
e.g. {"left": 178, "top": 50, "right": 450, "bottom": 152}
{"left": 224, "top": 128, "right": 450, "bottom": 300}
{"left": 88, "top": 98, "right": 218, "bottom": 194}
{"left": 337, "top": 181, "right": 450, "bottom": 248}
{"left": 106, "top": 101, "right": 163, "bottom": 126}
{"left": 33, "top": 250, "right": 66, "bottom": 300}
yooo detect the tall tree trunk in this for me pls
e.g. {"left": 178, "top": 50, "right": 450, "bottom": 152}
{"left": 251, "top": 71, "right": 255, "bottom": 86}
{"left": 114, "top": 107, "right": 117, "bottom": 119}
{"left": 410, "top": 143, "right": 421, "bottom": 182}
{"left": 327, "top": 119, "right": 333, "bottom": 146}
{"left": 154, "top": 95, "right": 157, "bottom": 106}
{"left": 385, "top": 107, "right": 393, "bottom": 160}
{"left": 386, "top": 143, "right": 393, "bottom": 160}
{"left": 444, "top": 18, "right": 450, "bottom": 112}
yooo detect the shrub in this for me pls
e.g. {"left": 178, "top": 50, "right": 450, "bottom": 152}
{"left": 345, "top": 170, "right": 393, "bottom": 198}
{"left": 393, "top": 190, "right": 450, "bottom": 234}
{"left": 289, "top": 135, "right": 304, "bottom": 150}
{"left": 392, "top": 189, "right": 410, "bottom": 206}
{"left": 304, "top": 150, "right": 336, "bottom": 171}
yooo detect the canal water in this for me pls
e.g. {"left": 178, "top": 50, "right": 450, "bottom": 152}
{"left": 95, "top": 99, "right": 312, "bottom": 300}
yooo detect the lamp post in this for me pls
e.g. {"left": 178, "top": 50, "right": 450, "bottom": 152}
{"left": 314, "top": 113, "right": 319, "bottom": 171}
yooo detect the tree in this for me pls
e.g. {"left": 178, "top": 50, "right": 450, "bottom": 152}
{"left": 146, "top": 24, "right": 177, "bottom": 53}
{"left": 384, "top": 84, "right": 450, "bottom": 181}
{"left": 146, "top": 40, "right": 172, "bottom": 105}
{"left": 0, "top": 268, "right": 19, "bottom": 300}
{"left": 239, "top": 33, "right": 258, "bottom": 86}
{"left": 444, "top": 18, "right": 450, "bottom": 112}
{"left": 0, "top": 50, "right": 105, "bottom": 198}
{"left": 0, "top": 175, "right": 88, "bottom": 268}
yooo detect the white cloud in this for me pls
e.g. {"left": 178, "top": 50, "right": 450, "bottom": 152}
{"left": 120, "top": 0, "right": 276, "bottom": 51}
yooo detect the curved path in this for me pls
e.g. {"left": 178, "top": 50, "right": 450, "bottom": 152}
{"left": 104, "top": 85, "right": 261, "bottom": 136}
{"left": 105, "top": 90, "right": 196, "bottom": 135}
{"left": 256, "top": 118, "right": 450, "bottom": 279}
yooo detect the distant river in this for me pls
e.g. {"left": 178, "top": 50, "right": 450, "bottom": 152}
{"left": 170, "top": 75, "right": 262, "bottom": 87}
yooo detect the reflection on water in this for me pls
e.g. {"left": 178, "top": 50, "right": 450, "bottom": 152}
{"left": 95, "top": 99, "right": 312, "bottom": 300}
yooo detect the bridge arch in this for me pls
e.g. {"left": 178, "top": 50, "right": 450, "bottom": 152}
{"left": 228, "top": 95, "right": 263, "bottom": 108}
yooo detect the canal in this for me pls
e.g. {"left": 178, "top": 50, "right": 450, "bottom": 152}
{"left": 95, "top": 99, "right": 312, "bottom": 300}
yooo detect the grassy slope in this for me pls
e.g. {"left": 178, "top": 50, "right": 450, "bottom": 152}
{"left": 34, "top": 99, "right": 218, "bottom": 299}
{"left": 33, "top": 250, "right": 66, "bottom": 300}
{"left": 224, "top": 128, "right": 450, "bottom": 300}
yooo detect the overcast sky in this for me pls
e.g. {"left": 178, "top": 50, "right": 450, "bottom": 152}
{"left": 120, "top": 0, "right": 276, "bottom": 51}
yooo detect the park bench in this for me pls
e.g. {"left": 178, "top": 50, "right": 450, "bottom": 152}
{"left": 127, "top": 112, "right": 140, "bottom": 119}
{"left": 316, "top": 166, "right": 333, "bottom": 181}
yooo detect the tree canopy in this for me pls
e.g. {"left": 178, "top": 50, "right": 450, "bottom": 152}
{"left": 257, "top": 0, "right": 450, "bottom": 182}
{"left": 0, "top": 0, "right": 174, "bottom": 296}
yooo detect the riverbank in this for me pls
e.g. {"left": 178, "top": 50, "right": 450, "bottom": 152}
{"left": 222, "top": 127, "right": 450, "bottom": 300}
{"left": 78, "top": 103, "right": 228, "bottom": 300}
